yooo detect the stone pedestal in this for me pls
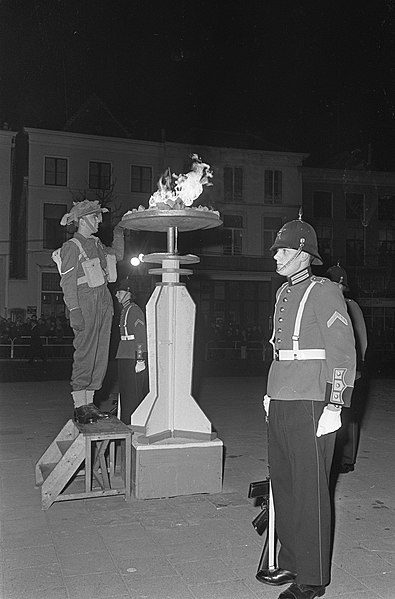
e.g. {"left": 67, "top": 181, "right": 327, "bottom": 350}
{"left": 132, "top": 433, "right": 223, "bottom": 499}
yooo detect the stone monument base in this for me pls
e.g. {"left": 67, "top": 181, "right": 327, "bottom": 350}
{"left": 132, "top": 433, "right": 223, "bottom": 499}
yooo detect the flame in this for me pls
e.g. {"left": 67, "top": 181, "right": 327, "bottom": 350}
{"left": 149, "top": 154, "right": 213, "bottom": 209}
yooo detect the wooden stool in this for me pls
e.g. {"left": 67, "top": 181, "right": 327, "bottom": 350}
{"left": 35, "top": 417, "right": 132, "bottom": 510}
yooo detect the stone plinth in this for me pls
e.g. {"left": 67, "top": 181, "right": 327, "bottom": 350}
{"left": 132, "top": 433, "right": 223, "bottom": 499}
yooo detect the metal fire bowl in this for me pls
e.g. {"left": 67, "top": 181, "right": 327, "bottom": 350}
{"left": 119, "top": 209, "right": 222, "bottom": 232}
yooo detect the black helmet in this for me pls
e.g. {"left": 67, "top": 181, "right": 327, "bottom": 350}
{"left": 270, "top": 218, "right": 323, "bottom": 265}
{"left": 116, "top": 278, "right": 132, "bottom": 292}
{"left": 325, "top": 264, "right": 349, "bottom": 290}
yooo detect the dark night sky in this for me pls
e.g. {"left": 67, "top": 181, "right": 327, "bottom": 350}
{"left": 1, "top": 0, "right": 394, "bottom": 168}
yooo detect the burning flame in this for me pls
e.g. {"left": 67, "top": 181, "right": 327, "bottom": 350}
{"left": 149, "top": 154, "right": 213, "bottom": 209}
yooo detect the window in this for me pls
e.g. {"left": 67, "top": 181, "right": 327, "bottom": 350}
{"left": 264, "top": 170, "right": 282, "bottom": 204}
{"left": 131, "top": 165, "right": 152, "bottom": 193}
{"left": 313, "top": 191, "right": 332, "bottom": 218}
{"left": 223, "top": 214, "right": 243, "bottom": 255}
{"left": 346, "top": 192, "right": 364, "bottom": 220}
{"left": 315, "top": 224, "right": 333, "bottom": 264}
{"left": 346, "top": 226, "right": 364, "bottom": 265}
{"left": 43, "top": 204, "right": 67, "bottom": 249}
{"left": 41, "top": 272, "right": 65, "bottom": 319}
{"left": 263, "top": 216, "right": 283, "bottom": 253}
{"left": 45, "top": 157, "right": 67, "bottom": 186}
{"left": 224, "top": 167, "right": 243, "bottom": 201}
{"left": 378, "top": 228, "right": 395, "bottom": 255}
{"left": 89, "top": 161, "right": 111, "bottom": 189}
{"left": 378, "top": 196, "right": 395, "bottom": 221}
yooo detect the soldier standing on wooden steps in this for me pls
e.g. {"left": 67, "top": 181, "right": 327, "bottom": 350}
{"left": 54, "top": 200, "right": 125, "bottom": 425}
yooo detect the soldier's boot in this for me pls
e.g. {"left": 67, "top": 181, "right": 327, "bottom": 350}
{"left": 72, "top": 391, "right": 99, "bottom": 424}
{"left": 86, "top": 390, "right": 110, "bottom": 419}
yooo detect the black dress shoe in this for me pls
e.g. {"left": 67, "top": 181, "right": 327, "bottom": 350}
{"left": 87, "top": 403, "right": 110, "bottom": 419}
{"left": 256, "top": 568, "right": 296, "bottom": 586}
{"left": 339, "top": 463, "right": 354, "bottom": 473}
{"left": 74, "top": 405, "right": 99, "bottom": 425}
{"left": 278, "top": 582, "right": 326, "bottom": 598}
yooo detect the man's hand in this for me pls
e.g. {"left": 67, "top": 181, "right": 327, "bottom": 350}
{"left": 262, "top": 394, "right": 271, "bottom": 418}
{"left": 70, "top": 308, "right": 84, "bottom": 332}
{"left": 316, "top": 405, "right": 342, "bottom": 437}
{"left": 135, "top": 360, "right": 146, "bottom": 373}
{"left": 113, "top": 222, "right": 124, "bottom": 235}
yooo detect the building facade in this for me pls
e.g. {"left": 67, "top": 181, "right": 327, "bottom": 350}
{"left": 0, "top": 125, "right": 306, "bottom": 352}
{"left": 2, "top": 121, "right": 394, "bottom": 360}
{"left": 302, "top": 166, "right": 395, "bottom": 359}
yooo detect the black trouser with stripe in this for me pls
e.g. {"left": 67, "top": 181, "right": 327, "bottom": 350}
{"left": 334, "top": 376, "right": 365, "bottom": 467}
{"left": 117, "top": 358, "right": 148, "bottom": 425}
{"left": 268, "top": 400, "right": 336, "bottom": 587}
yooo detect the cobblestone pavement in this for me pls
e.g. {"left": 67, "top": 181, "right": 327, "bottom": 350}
{"left": 0, "top": 376, "right": 394, "bottom": 598}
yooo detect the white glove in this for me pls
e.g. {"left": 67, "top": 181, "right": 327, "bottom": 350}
{"left": 316, "top": 406, "right": 342, "bottom": 437}
{"left": 135, "top": 360, "right": 146, "bottom": 373}
{"left": 263, "top": 394, "right": 271, "bottom": 417}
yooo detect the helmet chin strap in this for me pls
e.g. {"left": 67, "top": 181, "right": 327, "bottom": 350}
{"left": 276, "top": 247, "right": 303, "bottom": 273}
{"left": 118, "top": 290, "right": 130, "bottom": 305}
{"left": 81, "top": 215, "right": 97, "bottom": 235}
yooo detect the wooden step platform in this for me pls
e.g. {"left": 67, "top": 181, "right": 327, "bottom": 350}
{"left": 35, "top": 417, "right": 132, "bottom": 510}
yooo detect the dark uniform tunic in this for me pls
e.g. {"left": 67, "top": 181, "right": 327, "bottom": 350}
{"left": 335, "top": 298, "right": 368, "bottom": 467}
{"left": 267, "top": 267, "right": 356, "bottom": 586}
{"left": 59, "top": 230, "right": 123, "bottom": 392}
{"left": 116, "top": 300, "right": 148, "bottom": 424}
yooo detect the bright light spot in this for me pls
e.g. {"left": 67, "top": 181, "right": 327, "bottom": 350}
{"left": 138, "top": 253, "right": 145, "bottom": 262}
{"left": 130, "top": 256, "right": 140, "bottom": 267}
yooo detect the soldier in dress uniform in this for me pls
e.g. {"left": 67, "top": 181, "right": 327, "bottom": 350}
{"left": 258, "top": 216, "right": 356, "bottom": 599}
{"left": 326, "top": 264, "right": 368, "bottom": 473}
{"left": 115, "top": 279, "right": 148, "bottom": 424}
{"left": 55, "top": 200, "right": 125, "bottom": 425}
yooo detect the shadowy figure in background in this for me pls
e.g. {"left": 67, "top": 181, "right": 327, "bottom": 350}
{"left": 326, "top": 264, "right": 368, "bottom": 474}
{"left": 29, "top": 317, "right": 46, "bottom": 364}
{"left": 115, "top": 278, "right": 148, "bottom": 425}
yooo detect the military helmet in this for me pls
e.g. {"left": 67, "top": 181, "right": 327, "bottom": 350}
{"left": 60, "top": 200, "right": 108, "bottom": 226}
{"left": 325, "top": 264, "right": 349, "bottom": 290}
{"left": 270, "top": 217, "right": 323, "bottom": 265}
{"left": 115, "top": 278, "right": 137, "bottom": 301}
{"left": 116, "top": 278, "right": 132, "bottom": 292}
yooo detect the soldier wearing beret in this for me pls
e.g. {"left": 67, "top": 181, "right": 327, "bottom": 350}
{"left": 259, "top": 215, "right": 356, "bottom": 599}
{"left": 55, "top": 200, "right": 125, "bottom": 424}
{"left": 115, "top": 279, "right": 148, "bottom": 424}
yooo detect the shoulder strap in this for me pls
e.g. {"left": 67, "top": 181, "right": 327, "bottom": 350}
{"left": 122, "top": 305, "right": 133, "bottom": 337}
{"left": 70, "top": 238, "right": 89, "bottom": 260}
{"left": 292, "top": 281, "right": 317, "bottom": 352}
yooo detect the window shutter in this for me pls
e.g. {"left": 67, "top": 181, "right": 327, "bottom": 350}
{"left": 234, "top": 168, "right": 243, "bottom": 199}
{"left": 224, "top": 167, "right": 233, "bottom": 200}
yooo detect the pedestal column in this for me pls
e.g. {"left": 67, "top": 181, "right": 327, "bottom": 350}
{"left": 120, "top": 211, "right": 223, "bottom": 498}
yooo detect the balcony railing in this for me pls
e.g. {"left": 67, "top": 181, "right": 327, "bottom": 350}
{"left": 0, "top": 336, "right": 74, "bottom": 360}
{"left": 196, "top": 254, "right": 274, "bottom": 272}
{"left": 205, "top": 339, "right": 268, "bottom": 361}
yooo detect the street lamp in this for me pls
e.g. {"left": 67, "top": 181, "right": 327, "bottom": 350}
{"left": 130, "top": 253, "right": 145, "bottom": 267}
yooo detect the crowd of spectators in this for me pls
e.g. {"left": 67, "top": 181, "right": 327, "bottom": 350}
{"left": 0, "top": 314, "right": 72, "bottom": 343}
{"left": 205, "top": 321, "right": 271, "bottom": 361}
{"left": 209, "top": 321, "right": 266, "bottom": 346}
